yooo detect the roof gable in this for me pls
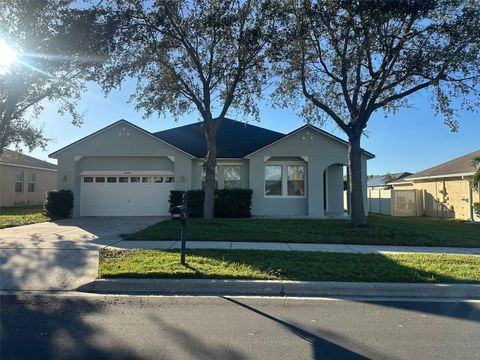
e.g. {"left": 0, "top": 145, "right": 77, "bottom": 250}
{"left": 245, "top": 124, "right": 375, "bottom": 158}
{"left": 50, "top": 120, "right": 195, "bottom": 158}
{"left": 153, "top": 118, "right": 285, "bottom": 158}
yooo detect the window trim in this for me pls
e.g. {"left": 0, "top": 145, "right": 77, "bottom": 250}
{"left": 287, "top": 165, "right": 306, "bottom": 197}
{"left": 27, "top": 173, "right": 36, "bottom": 193}
{"left": 223, "top": 165, "right": 242, "bottom": 189}
{"left": 264, "top": 165, "right": 283, "bottom": 197}
{"left": 15, "top": 171, "right": 24, "bottom": 193}
{"left": 264, "top": 161, "right": 307, "bottom": 198}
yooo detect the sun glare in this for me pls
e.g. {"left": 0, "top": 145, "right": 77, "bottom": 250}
{"left": 0, "top": 38, "right": 18, "bottom": 73}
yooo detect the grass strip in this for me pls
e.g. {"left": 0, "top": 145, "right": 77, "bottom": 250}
{"left": 123, "top": 215, "right": 480, "bottom": 247}
{"left": 99, "top": 249, "right": 480, "bottom": 283}
{"left": 0, "top": 206, "right": 49, "bottom": 229}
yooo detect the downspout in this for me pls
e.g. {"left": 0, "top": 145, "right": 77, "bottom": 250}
{"left": 464, "top": 175, "right": 474, "bottom": 221}
{"left": 442, "top": 179, "right": 446, "bottom": 218}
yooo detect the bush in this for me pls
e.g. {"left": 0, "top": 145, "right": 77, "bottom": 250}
{"left": 44, "top": 190, "right": 74, "bottom": 218}
{"left": 474, "top": 202, "right": 480, "bottom": 218}
{"left": 169, "top": 189, "right": 252, "bottom": 218}
{"left": 214, "top": 189, "right": 252, "bottom": 218}
{"left": 169, "top": 190, "right": 204, "bottom": 218}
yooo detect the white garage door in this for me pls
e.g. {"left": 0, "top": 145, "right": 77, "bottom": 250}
{"left": 80, "top": 174, "right": 175, "bottom": 216}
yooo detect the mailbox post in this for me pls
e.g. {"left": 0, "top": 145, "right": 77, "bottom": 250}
{"left": 170, "top": 192, "right": 188, "bottom": 265}
{"left": 180, "top": 192, "right": 187, "bottom": 265}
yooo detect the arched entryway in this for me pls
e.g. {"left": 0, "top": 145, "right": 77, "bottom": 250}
{"left": 323, "top": 164, "right": 349, "bottom": 217}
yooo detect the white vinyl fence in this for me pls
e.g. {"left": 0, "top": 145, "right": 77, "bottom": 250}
{"left": 368, "top": 189, "right": 424, "bottom": 217}
{"left": 367, "top": 189, "right": 392, "bottom": 215}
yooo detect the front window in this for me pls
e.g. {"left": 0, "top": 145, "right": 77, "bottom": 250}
{"left": 27, "top": 173, "right": 36, "bottom": 192}
{"left": 15, "top": 171, "right": 23, "bottom": 192}
{"left": 265, "top": 165, "right": 282, "bottom": 196}
{"left": 224, "top": 166, "right": 241, "bottom": 189}
{"left": 287, "top": 165, "right": 305, "bottom": 196}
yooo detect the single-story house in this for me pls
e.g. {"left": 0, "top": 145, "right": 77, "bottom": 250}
{"left": 367, "top": 172, "right": 412, "bottom": 190}
{"left": 391, "top": 150, "right": 480, "bottom": 221}
{"left": 0, "top": 148, "right": 57, "bottom": 207}
{"left": 49, "top": 119, "right": 374, "bottom": 217}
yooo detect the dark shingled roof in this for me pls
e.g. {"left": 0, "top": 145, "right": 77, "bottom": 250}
{"left": 367, "top": 172, "right": 412, "bottom": 187}
{"left": 398, "top": 149, "right": 480, "bottom": 181}
{"left": 153, "top": 118, "right": 285, "bottom": 158}
{"left": 1, "top": 148, "right": 57, "bottom": 170}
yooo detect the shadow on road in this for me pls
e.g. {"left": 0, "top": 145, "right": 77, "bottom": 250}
{"left": 149, "top": 314, "right": 246, "bottom": 360}
{"left": 357, "top": 300, "right": 480, "bottom": 323}
{"left": 223, "top": 297, "right": 391, "bottom": 360}
{"left": 0, "top": 295, "right": 142, "bottom": 359}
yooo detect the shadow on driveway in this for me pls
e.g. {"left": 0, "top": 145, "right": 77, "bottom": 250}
{"left": 0, "top": 217, "right": 160, "bottom": 290}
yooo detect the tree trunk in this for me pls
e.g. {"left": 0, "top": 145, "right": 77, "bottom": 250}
{"left": 203, "top": 127, "right": 217, "bottom": 220}
{"left": 348, "top": 133, "right": 366, "bottom": 226}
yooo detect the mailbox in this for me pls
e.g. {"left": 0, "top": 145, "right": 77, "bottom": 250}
{"left": 170, "top": 205, "right": 187, "bottom": 220}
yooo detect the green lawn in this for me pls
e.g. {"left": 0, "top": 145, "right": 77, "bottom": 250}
{"left": 99, "top": 249, "right": 480, "bottom": 283}
{"left": 123, "top": 215, "right": 480, "bottom": 247}
{"left": 0, "top": 206, "right": 49, "bottom": 229}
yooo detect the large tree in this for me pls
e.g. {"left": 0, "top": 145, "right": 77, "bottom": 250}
{"left": 0, "top": 0, "right": 114, "bottom": 154}
{"left": 99, "top": 0, "right": 275, "bottom": 219}
{"left": 275, "top": 0, "right": 480, "bottom": 225}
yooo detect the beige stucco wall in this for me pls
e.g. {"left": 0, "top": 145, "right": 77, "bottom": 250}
{"left": 0, "top": 164, "right": 57, "bottom": 207}
{"left": 393, "top": 177, "right": 476, "bottom": 220}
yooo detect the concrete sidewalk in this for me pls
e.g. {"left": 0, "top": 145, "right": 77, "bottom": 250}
{"left": 107, "top": 240, "right": 480, "bottom": 256}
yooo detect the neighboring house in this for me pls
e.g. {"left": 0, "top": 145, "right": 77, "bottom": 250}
{"left": 367, "top": 172, "right": 412, "bottom": 190}
{"left": 391, "top": 150, "right": 480, "bottom": 221}
{"left": 0, "top": 148, "right": 57, "bottom": 207}
{"left": 49, "top": 119, "right": 374, "bottom": 217}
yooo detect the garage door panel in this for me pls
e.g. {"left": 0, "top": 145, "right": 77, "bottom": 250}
{"left": 81, "top": 176, "right": 173, "bottom": 216}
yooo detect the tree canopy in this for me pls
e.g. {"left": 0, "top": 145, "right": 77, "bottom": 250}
{"left": 98, "top": 0, "right": 277, "bottom": 219}
{"left": 0, "top": 0, "right": 115, "bottom": 153}
{"left": 274, "top": 0, "right": 480, "bottom": 224}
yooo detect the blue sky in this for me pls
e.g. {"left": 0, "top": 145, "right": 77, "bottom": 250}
{"left": 19, "top": 79, "right": 479, "bottom": 176}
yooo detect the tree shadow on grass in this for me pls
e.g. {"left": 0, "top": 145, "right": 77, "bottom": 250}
{"left": 171, "top": 249, "right": 480, "bottom": 285}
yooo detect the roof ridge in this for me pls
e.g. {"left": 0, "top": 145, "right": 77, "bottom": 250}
{"left": 412, "top": 149, "right": 480, "bottom": 174}
{"left": 2, "top": 148, "right": 56, "bottom": 165}
{"left": 153, "top": 118, "right": 286, "bottom": 136}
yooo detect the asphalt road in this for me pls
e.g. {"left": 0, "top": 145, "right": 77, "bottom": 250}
{"left": 1, "top": 294, "right": 479, "bottom": 360}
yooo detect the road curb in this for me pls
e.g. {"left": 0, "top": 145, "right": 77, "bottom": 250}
{"left": 80, "top": 279, "right": 480, "bottom": 298}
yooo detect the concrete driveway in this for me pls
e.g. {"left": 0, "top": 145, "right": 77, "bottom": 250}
{"left": 0, "top": 217, "right": 159, "bottom": 291}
